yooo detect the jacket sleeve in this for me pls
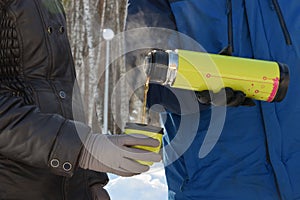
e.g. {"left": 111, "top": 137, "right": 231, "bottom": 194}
{"left": 0, "top": 95, "right": 90, "bottom": 177}
{"left": 0, "top": 0, "right": 90, "bottom": 178}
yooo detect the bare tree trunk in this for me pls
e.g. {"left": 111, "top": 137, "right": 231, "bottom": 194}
{"left": 63, "top": 0, "right": 128, "bottom": 134}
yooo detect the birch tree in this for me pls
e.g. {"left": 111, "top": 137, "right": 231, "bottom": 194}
{"left": 63, "top": 0, "right": 129, "bottom": 134}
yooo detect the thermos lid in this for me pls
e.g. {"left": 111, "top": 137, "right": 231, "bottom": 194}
{"left": 145, "top": 50, "right": 170, "bottom": 84}
{"left": 273, "top": 63, "right": 290, "bottom": 102}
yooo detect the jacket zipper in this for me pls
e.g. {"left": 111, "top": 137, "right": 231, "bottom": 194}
{"left": 226, "top": 0, "right": 234, "bottom": 54}
{"left": 272, "top": 0, "right": 292, "bottom": 45}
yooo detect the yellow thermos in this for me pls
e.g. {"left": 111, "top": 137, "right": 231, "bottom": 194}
{"left": 145, "top": 49, "right": 289, "bottom": 102}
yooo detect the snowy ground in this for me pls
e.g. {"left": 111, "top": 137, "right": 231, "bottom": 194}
{"left": 105, "top": 162, "right": 168, "bottom": 200}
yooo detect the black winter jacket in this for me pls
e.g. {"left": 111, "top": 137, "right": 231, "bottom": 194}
{"left": 0, "top": 0, "right": 108, "bottom": 199}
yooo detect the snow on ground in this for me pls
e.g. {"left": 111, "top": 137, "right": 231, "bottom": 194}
{"left": 105, "top": 162, "right": 168, "bottom": 200}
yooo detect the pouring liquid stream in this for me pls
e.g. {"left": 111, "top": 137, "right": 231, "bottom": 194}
{"left": 141, "top": 77, "right": 150, "bottom": 124}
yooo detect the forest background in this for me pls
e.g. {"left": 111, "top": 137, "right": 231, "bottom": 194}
{"left": 63, "top": 0, "right": 143, "bottom": 133}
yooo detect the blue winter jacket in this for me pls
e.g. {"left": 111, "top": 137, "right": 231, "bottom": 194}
{"left": 127, "top": 0, "right": 300, "bottom": 199}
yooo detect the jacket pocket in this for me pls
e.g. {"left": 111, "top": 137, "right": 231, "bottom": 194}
{"left": 272, "top": 0, "right": 292, "bottom": 45}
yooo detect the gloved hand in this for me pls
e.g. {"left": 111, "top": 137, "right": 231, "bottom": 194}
{"left": 79, "top": 133, "right": 161, "bottom": 177}
{"left": 196, "top": 87, "right": 256, "bottom": 107}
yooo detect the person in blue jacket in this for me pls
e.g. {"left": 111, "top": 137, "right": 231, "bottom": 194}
{"left": 126, "top": 0, "right": 300, "bottom": 199}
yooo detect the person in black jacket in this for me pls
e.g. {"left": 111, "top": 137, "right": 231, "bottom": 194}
{"left": 0, "top": 0, "right": 161, "bottom": 199}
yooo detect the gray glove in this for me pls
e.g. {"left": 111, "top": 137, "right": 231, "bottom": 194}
{"left": 79, "top": 133, "right": 161, "bottom": 177}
